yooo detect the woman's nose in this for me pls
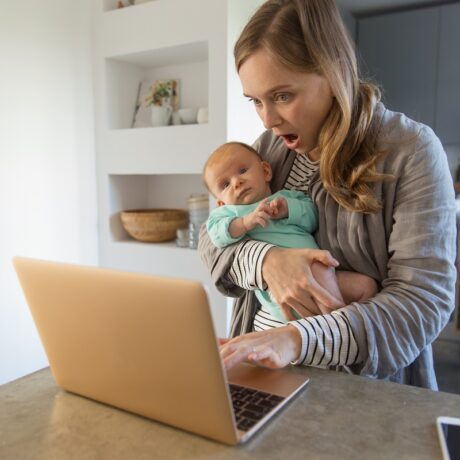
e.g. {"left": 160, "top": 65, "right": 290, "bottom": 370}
{"left": 260, "top": 105, "right": 281, "bottom": 129}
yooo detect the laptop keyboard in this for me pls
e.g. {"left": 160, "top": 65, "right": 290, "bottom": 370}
{"left": 229, "top": 384, "right": 285, "bottom": 432}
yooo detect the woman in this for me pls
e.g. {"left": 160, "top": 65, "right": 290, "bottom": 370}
{"left": 198, "top": 0, "right": 456, "bottom": 389}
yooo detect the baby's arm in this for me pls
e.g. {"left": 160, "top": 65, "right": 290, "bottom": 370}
{"left": 336, "top": 271, "right": 378, "bottom": 305}
{"left": 301, "top": 266, "right": 378, "bottom": 318}
{"left": 229, "top": 198, "right": 273, "bottom": 238}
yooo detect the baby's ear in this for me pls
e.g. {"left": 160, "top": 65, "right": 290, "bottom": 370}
{"left": 262, "top": 161, "right": 272, "bottom": 181}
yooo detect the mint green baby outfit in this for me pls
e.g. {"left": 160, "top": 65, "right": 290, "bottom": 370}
{"left": 206, "top": 189, "right": 318, "bottom": 322}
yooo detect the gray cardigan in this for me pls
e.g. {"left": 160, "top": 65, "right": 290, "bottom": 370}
{"left": 198, "top": 103, "right": 456, "bottom": 389}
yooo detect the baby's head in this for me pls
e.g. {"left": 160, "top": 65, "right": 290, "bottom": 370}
{"left": 203, "top": 142, "right": 272, "bottom": 206}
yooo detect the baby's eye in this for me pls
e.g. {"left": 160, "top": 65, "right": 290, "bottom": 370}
{"left": 239, "top": 168, "right": 248, "bottom": 174}
{"left": 221, "top": 181, "right": 229, "bottom": 190}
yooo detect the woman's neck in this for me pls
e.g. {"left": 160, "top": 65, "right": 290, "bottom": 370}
{"left": 302, "top": 146, "right": 320, "bottom": 162}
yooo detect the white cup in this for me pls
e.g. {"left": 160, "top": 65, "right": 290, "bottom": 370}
{"left": 151, "top": 105, "right": 172, "bottom": 126}
{"left": 197, "top": 107, "right": 208, "bottom": 124}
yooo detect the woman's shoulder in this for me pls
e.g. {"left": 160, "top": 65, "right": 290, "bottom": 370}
{"left": 252, "top": 130, "right": 289, "bottom": 162}
{"left": 374, "top": 103, "right": 445, "bottom": 171}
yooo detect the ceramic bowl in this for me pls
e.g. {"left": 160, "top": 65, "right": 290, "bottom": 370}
{"left": 178, "top": 108, "right": 198, "bottom": 124}
{"left": 120, "top": 208, "right": 188, "bottom": 242}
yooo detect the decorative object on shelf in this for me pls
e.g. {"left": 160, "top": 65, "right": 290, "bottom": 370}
{"left": 175, "top": 227, "right": 189, "bottom": 248}
{"left": 132, "top": 79, "right": 179, "bottom": 128}
{"left": 117, "top": 0, "right": 134, "bottom": 8}
{"left": 178, "top": 108, "right": 198, "bottom": 125}
{"left": 151, "top": 105, "right": 172, "bottom": 127}
{"left": 197, "top": 107, "right": 208, "bottom": 124}
{"left": 187, "top": 194, "right": 209, "bottom": 249}
{"left": 120, "top": 209, "right": 188, "bottom": 243}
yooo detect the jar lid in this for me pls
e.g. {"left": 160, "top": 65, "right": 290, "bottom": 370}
{"left": 187, "top": 193, "right": 209, "bottom": 209}
{"left": 188, "top": 193, "right": 208, "bottom": 202}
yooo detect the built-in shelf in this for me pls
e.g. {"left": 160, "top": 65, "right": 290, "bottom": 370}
{"left": 111, "top": 239, "right": 194, "bottom": 251}
{"left": 109, "top": 173, "right": 208, "bottom": 242}
{"left": 105, "top": 41, "right": 208, "bottom": 130}
{"left": 94, "top": 0, "right": 266, "bottom": 337}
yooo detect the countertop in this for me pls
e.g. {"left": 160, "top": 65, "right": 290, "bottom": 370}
{"left": 1, "top": 367, "right": 460, "bottom": 460}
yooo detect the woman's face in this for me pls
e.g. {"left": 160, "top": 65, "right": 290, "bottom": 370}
{"left": 238, "top": 49, "right": 334, "bottom": 156}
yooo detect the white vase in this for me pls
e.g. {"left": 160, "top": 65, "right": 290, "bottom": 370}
{"left": 151, "top": 105, "right": 172, "bottom": 127}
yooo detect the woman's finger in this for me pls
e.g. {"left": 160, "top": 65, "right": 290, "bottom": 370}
{"left": 279, "top": 297, "right": 319, "bottom": 319}
{"left": 305, "top": 274, "right": 343, "bottom": 309}
{"left": 309, "top": 249, "right": 339, "bottom": 267}
{"left": 287, "top": 296, "right": 320, "bottom": 317}
{"left": 220, "top": 326, "right": 301, "bottom": 371}
{"left": 222, "top": 342, "right": 257, "bottom": 370}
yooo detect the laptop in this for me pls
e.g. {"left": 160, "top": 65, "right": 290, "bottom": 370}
{"left": 12, "top": 257, "right": 309, "bottom": 445}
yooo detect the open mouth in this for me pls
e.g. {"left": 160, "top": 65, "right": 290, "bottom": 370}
{"left": 280, "top": 134, "right": 301, "bottom": 150}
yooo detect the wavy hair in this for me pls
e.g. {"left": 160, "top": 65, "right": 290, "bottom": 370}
{"left": 234, "top": 0, "right": 389, "bottom": 213}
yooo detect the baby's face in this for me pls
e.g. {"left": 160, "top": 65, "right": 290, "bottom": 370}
{"left": 206, "top": 147, "right": 272, "bottom": 206}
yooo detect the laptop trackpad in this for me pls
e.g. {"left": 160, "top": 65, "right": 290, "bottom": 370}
{"left": 227, "top": 363, "right": 309, "bottom": 398}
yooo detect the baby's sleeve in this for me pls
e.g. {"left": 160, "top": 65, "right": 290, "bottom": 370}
{"left": 206, "top": 206, "right": 243, "bottom": 248}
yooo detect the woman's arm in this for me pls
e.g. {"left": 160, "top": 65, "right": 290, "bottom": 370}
{"left": 198, "top": 223, "right": 274, "bottom": 297}
{"left": 222, "top": 127, "right": 456, "bottom": 381}
{"left": 342, "top": 127, "right": 456, "bottom": 380}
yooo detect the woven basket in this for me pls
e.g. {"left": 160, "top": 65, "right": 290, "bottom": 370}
{"left": 120, "top": 209, "right": 188, "bottom": 243}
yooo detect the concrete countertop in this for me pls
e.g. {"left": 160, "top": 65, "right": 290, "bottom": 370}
{"left": 1, "top": 367, "right": 460, "bottom": 460}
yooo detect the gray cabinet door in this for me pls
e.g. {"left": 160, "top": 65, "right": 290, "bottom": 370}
{"left": 436, "top": 3, "right": 460, "bottom": 145}
{"left": 358, "top": 7, "right": 439, "bottom": 127}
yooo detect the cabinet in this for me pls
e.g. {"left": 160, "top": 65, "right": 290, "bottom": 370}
{"left": 436, "top": 3, "right": 460, "bottom": 145}
{"left": 357, "top": 7, "right": 439, "bottom": 128}
{"left": 92, "top": 0, "right": 265, "bottom": 336}
{"left": 357, "top": 4, "right": 460, "bottom": 145}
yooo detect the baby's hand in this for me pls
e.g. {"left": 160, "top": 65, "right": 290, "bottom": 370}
{"left": 243, "top": 198, "right": 272, "bottom": 230}
{"left": 269, "top": 197, "right": 288, "bottom": 219}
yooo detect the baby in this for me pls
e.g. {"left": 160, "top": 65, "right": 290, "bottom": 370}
{"left": 203, "top": 141, "right": 378, "bottom": 321}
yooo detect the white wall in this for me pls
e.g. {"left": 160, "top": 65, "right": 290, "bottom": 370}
{"left": 227, "top": 0, "right": 266, "bottom": 144}
{"left": 0, "top": 0, "right": 98, "bottom": 384}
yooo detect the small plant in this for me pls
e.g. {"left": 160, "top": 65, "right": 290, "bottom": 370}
{"left": 145, "top": 80, "right": 176, "bottom": 107}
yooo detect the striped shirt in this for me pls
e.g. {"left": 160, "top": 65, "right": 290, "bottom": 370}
{"left": 228, "top": 152, "right": 361, "bottom": 368}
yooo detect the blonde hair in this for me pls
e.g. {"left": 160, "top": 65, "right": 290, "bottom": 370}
{"left": 235, "top": 0, "right": 389, "bottom": 213}
{"left": 203, "top": 142, "right": 262, "bottom": 194}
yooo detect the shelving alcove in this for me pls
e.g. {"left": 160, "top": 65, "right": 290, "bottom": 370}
{"left": 93, "top": 0, "right": 265, "bottom": 336}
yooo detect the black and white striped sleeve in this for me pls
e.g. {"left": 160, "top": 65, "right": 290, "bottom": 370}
{"left": 289, "top": 309, "right": 362, "bottom": 367}
{"left": 228, "top": 240, "right": 274, "bottom": 290}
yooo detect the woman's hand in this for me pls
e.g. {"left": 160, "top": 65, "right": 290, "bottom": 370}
{"left": 219, "top": 325, "right": 302, "bottom": 371}
{"left": 262, "top": 247, "right": 342, "bottom": 319}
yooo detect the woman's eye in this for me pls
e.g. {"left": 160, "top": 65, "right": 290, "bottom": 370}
{"left": 248, "top": 98, "right": 261, "bottom": 106}
{"left": 239, "top": 168, "right": 248, "bottom": 174}
{"left": 275, "top": 93, "right": 290, "bottom": 102}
